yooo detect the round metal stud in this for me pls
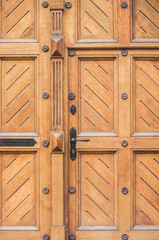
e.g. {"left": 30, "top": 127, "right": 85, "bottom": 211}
{"left": 69, "top": 186, "right": 76, "bottom": 194}
{"left": 66, "top": 2, "right": 72, "bottom": 8}
{"left": 43, "top": 234, "right": 50, "bottom": 240}
{"left": 69, "top": 92, "right": 75, "bottom": 100}
{"left": 121, "top": 233, "right": 129, "bottom": 240}
{"left": 121, "top": 49, "right": 128, "bottom": 56}
{"left": 121, "top": 93, "right": 128, "bottom": 100}
{"left": 122, "top": 187, "right": 129, "bottom": 195}
{"left": 43, "top": 187, "right": 49, "bottom": 194}
{"left": 42, "top": 140, "right": 49, "bottom": 147}
{"left": 42, "top": 1, "right": 49, "bottom": 8}
{"left": 121, "top": 140, "right": 128, "bottom": 147}
{"left": 68, "top": 50, "right": 75, "bottom": 57}
{"left": 42, "top": 92, "right": 49, "bottom": 99}
{"left": 42, "top": 45, "right": 49, "bottom": 52}
{"left": 69, "top": 233, "right": 76, "bottom": 240}
{"left": 121, "top": 1, "right": 128, "bottom": 8}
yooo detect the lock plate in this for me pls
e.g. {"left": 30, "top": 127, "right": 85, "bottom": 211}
{"left": 70, "top": 127, "right": 76, "bottom": 160}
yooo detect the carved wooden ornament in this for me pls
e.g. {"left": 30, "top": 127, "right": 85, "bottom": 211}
{"left": 51, "top": 37, "right": 64, "bottom": 57}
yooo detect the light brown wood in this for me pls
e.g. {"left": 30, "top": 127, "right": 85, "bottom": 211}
{"left": 64, "top": 1, "right": 159, "bottom": 239}
{"left": 1, "top": 1, "right": 159, "bottom": 240}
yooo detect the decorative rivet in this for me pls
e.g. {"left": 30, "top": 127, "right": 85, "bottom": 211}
{"left": 43, "top": 187, "right": 49, "bottom": 194}
{"left": 121, "top": 1, "right": 128, "bottom": 8}
{"left": 66, "top": 2, "right": 72, "bottom": 8}
{"left": 69, "top": 233, "right": 76, "bottom": 240}
{"left": 69, "top": 186, "right": 76, "bottom": 194}
{"left": 42, "top": 45, "right": 49, "bottom": 52}
{"left": 42, "top": 140, "right": 49, "bottom": 147}
{"left": 121, "top": 93, "right": 128, "bottom": 100}
{"left": 121, "top": 140, "right": 128, "bottom": 147}
{"left": 43, "top": 234, "right": 50, "bottom": 240}
{"left": 122, "top": 187, "right": 129, "bottom": 195}
{"left": 121, "top": 233, "right": 129, "bottom": 240}
{"left": 42, "top": 92, "right": 49, "bottom": 99}
{"left": 68, "top": 50, "right": 75, "bottom": 57}
{"left": 121, "top": 49, "right": 128, "bottom": 56}
{"left": 69, "top": 92, "right": 75, "bottom": 100}
{"left": 42, "top": 1, "right": 49, "bottom": 8}
{"left": 70, "top": 104, "right": 77, "bottom": 115}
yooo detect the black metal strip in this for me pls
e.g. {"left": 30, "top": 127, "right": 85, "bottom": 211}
{"left": 0, "top": 139, "right": 37, "bottom": 146}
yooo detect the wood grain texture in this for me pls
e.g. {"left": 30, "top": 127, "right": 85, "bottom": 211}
{"left": 1, "top": 0, "right": 36, "bottom": 39}
{"left": 80, "top": 60, "right": 114, "bottom": 132}
{"left": 52, "top": 154, "right": 64, "bottom": 226}
{"left": 80, "top": 0, "right": 114, "bottom": 39}
{"left": 50, "top": 0, "right": 64, "bottom": 10}
{"left": 133, "top": 0, "right": 159, "bottom": 40}
{"left": 52, "top": 59, "right": 63, "bottom": 131}
{"left": 80, "top": 153, "right": 114, "bottom": 226}
{"left": 1, "top": 59, "right": 35, "bottom": 132}
{"left": 135, "top": 60, "right": 159, "bottom": 132}
{"left": 2, "top": 153, "right": 35, "bottom": 226}
{"left": 135, "top": 153, "right": 159, "bottom": 225}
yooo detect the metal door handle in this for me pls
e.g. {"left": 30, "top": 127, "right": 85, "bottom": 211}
{"left": 70, "top": 127, "right": 90, "bottom": 160}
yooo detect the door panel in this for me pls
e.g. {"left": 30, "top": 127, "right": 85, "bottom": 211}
{"left": 79, "top": 0, "right": 116, "bottom": 40}
{"left": 1, "top": 0, "right": 37, "bottom": 39}
{"left": 135, "top": 152, "right": 159, "bottom": 227}
{"left": 133, "top": 58, "right": 159, "bottom": 134}
{"left": 1, "top": 58, "right": 36, "bottom": 133}
{"left": 133, "top": 0, "right": 159, "bottom": 40}
{"left": 79, "top": 152, "right": 118, "bottom": 229}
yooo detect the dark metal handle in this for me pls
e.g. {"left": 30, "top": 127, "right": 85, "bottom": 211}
{"left": 70, "top": 127, "right": 90, "bottom": 160}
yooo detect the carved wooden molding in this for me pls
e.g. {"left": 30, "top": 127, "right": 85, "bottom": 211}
{"left": 50, "top": 131, "right": 64, "bottom": 152}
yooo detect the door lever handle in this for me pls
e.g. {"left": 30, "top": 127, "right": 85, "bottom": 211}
{"left": 70, "top": 127, "right": 90, "bottom": 160}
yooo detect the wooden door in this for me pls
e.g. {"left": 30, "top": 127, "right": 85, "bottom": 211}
{"left": 0, "top": 1, "right": 53, "bottom": 239}
{"left": 64, "top": 0, "right": 159, "bottom": 240}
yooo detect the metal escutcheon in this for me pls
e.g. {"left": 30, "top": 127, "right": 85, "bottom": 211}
{"left": 42, "top": 45, "right": 49, "bottom": 52}
{"left": 121, "top": 1, "right": 128, "bottom": 8}
{"left": 68, "top": 50, "right": 75, "bottom": 57}
{"left": 69, "top": 233, "right": 76, "bottom": 240}
{"left": 69, "top": 92, "right": 75, "bottom": 100}
{"left": 121, "top": 233, "right": 129, "bottom": 240}
{"left": 122, "top": 187, "right": 129, "bottom": 195}
{"left": 42, "top": 140, "right": 49, "bottom": 147}
{"left": 43, "top": 234, "right": 50, "bottom": 240}
{"left": 69, "top": 186, "right": 76, "bottom": 194}
{"left": 121, "top": 49, "right": 128, "bottom": 56}
{"left": 70, "top": 104, "right": 77, "bottom": 115}
{"left": 121, "top": 93, "right": 128, "bottom": 100}
{"left": 42, "top": 92, "right": 49, "bottom": 99}
{"left": 121, "top": 140, "right": 128, "bottom": 147}
{"left": 42, "top": 1, "right": 49, "bottom": 8}
{"left": 66, "top": 2, "right": 72, "bottom": 8}
{"left": 43, "top": 187, "right": 49, "bottom": 194}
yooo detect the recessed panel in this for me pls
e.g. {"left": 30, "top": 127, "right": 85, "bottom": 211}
{"left": 80, "top": 153, "right": 117, "bottom": 228}
{"left": 1, "top": 59, "right": 36, "bottom": 133}
{"left": 1, "top": 153, "right": 36, "bottom": 226}
{"left": 80, "top": 60, "right": 115, "bottom": 133}
{"left": 79, "top": 0, "right": 114, "bottom": 40}
{"left": 134, "top": 59, "right": 159, "bottom": 133}
{"left": 133, "top": 0, "right": 159, "bottom": 40}
{"left": 1, "top": 0, "right": 36, "bottom": 39}
{"left": 134, "top": 153, "right": 159, "bottom": 227}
